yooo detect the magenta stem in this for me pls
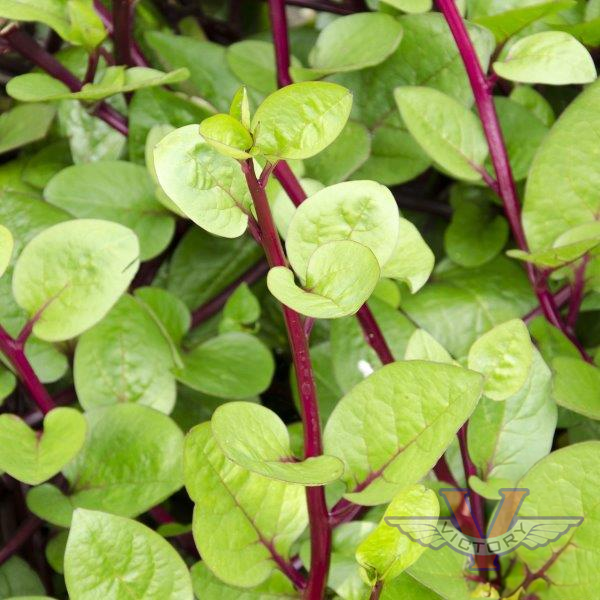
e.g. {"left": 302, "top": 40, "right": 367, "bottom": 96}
{"left": 242, "top": 160, "right": 330, "bottom": 598}
{"left": 435, "top": 0, "right": 590, "bottom": 362}
{"left": 523, "top": 285, "right": 570, "bottom": 323}
{"left": 566, "top": 255, "right": 589, "bottom": 332}
{"left": 268, "top": 0, "right": 293, "bottom": 87}
{"left": 263, "top": 0, "right": 357, "bottom": 14}
{"left": 0, "top": 325, "right": 55, "bottom": 414}
{"left": 0, "top": 515, "right": 42, "bottom": 567}
{"left": 112, "top": 0, "right": 134, "bottom": 66}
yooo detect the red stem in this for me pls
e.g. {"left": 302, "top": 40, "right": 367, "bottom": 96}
{"left": 0, "top": 325, "right": 55, "bottom": 414}
{"left": 435, "top": 0, "right": 591, "bottom": 362}
{"left": 523, "top": 285, "right": 570, "bottom": 323}
{"left": 242, "top": 161, "right": 330, "bottom": 598}
{"left": 262, "top": 0, "right": 357, "bottom": 14}
{"left": 112, "top": 0, "right": 134, "bottom": 66}
{"left": 566, "top": 255, "right": 589, "bottom": 332}
{"left": 370, "top": 580, "right": 384, "bottom": 600}
{"left": 0, "top": 515, "right": 42, "bottom": 567}
{"left": 268, "top": 0, "right": 293, "bottom": 87}
{"left": 1, "top": 26, "right": 129, "bottom": 135}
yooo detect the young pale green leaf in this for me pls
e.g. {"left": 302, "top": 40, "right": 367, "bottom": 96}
{"left": 267, "top": 241, "right": 380, "bottom": 319}
{"left": 44, "top": 161, "right": 175, "bottom": 260}
{"left": 175, "top": 332, "right": 274, "bottom": 398}
{"left": 445, "top": 186, "right": 508, "bottom": 268}
{"left": 510, "top": 85, "right": 555, "bottom": 127}
{"left": 7, "top": 67, "right": 190, "bottom": 103}
{"left": 0, "top": 104, "right": 56, "bottom": 155}
{"left": 62, "top": 404, "right": 184, "bottom": 519}
{"left": 286, "top": 180, "right": 399, "bottom": 281}
{"left": 220, "top": 282, "right": 260, "bottom": 333}
{"left": 0, "top": 364, "right": 16, "bottom": 403}
{"left": 251, "top": 82, "right": 352, "bottom": 160}
{"left": 304, "top": 120, "right": 370, "bottom": 185}
{"left": 473, "top": 1, "right": 576, "bottom": 43}
{"left": 190, "top": 562, "right": 298, "bottom": 600}
{"left": 154, "top": 124, "right": 253, "bottom": 238}
{"left": 380, "top": 0, "right": 432, "bottom": 13}
{"left": 64, "top": 509, "right": 193, "bottom": 600}
{"left": 552, "top": 357, "right": 600, "bottom": 420}
{"left": 469, "top": 350, "right": 556, "bottom": 485}
{"left": 66, "top": 0, "right": 106, "bottom": 49}
{"left": 211, "top": 402, "right": 344, "bottom": 485}
{"left": 0, "top": 224, "right": 13, "bottom": 277}
{"left": 27, "top": 483, "right": 75, "bottom": 527}
{"left": 299, "top": 13, "right": 403, "bottom": 77}
{"left": 493, "top": 31, "right": 596, "bottom": 85}
{"left": 380, "top": 218, "right": 435, "bottom": 292}
{"left": 74, "top": 295, "right": 177, "bottom": 414}
{"left": 324, "top": 361, "right": 483, "bottom": 505}
{"left": 12, "top": 219, "right": 139, "bottom": 341}
{"left": 184, "top": 423, "right": 308, "bottom": 587}
{"left": 468, "top": 319, "right": 533, "bottom": 401}
{"left": 516, "top": 442, "right": 600, "bottom": 599}
{"left": 199, "top": 113, "right": 253, "bottom": 159}
{"left": 230, "top": 86, "right": 251, "bottom": 129}
{"left": 134, "top": 286, "right": 191, "bottom": 344}
{"left": 404, "top": 329, "right": 454, "bottom": 364}
{"left": 524, "top": 80, "right": 600, "bottom": 254}
{"left": 358, "top": 485, "right": 439, "bottom": 586}
{"left": 0, "top": 408, "right": 86, "bottom": 485}
{"left": 394, "top": 86, "right": 488, "bottom": 182}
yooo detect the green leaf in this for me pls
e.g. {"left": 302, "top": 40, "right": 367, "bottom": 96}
{"left": 7, "top": 67, "right": 189, "bottom": 103}
{"left": 190, "top": 562, "right": 298, "bottom": 600}
{"left": 493, "top": 32, "right": 596, "bottom": 85}
{"left": 324, "top": 361, "right": 483, "bottom": 505}
{"left": 395, "top": 86, "right": 488, "bottom": 182}
{"left": 0, "top": 557, "right": 46, "bottom": 598}
{"left": 64, "top": 509, "right": 193, "bottom": 599}
{"left": 0, "top": 364, "right": 16, "bottom": 404}
{"left": 516, "top": 442, "right": 600, "bottom": 599}
{"left": 445, "top": 186, "right": 508, "bottom": 268}
{"left": 154, "top": 124, "right": 253, "bottom": 238}
{"left": 0, "top": 224, "right": 14, "bottom": 277}
{"left": 0, "top": 407, "right": 86, "bottom": 485}
{"left": 226, "top": 40, "right": 300, "bottom": 95}
{"left": 357, "top": 485, "right": 439, "bottom": 586}
{"left": 552, "top": 357, "right": 600, "bottom": 420}
{"left": 212, "top": 401, "right": 344, "bottom": 485}
{"left": 468, "top": 319, "right": 533, "bottom": 401}
{"left": 380, "top": 217, "right": 435, "bottom": 292}
{"left": 267, "top": 240, "right": 380, "bottom": 319}
{"left": 62, "top": 404, "right": 184, "bottom": 519}
{"left": 304, "top": 120, "right": 370, "bottom": 185}
{"left": 12, "top": 219, "right": 139, "bottom": 341}
{"left": 230, "top": 85, "right": 251, "bottom": 129}
{"left": 404, "top": 329, "right": 454, "bottom": 363}
{"left": 402, "top": 257, "right": 535, "bottom": 358}
{"left": 23, "top": 140, "right": 72, "bottom": 189}
{"left": 145, "top": 31, "right": 240, "bottom": 113}
{"left": 469, "top": 350, "right": 557, "bottom": 485}
{"left": 27, "top": 482, "right": 75, "bottom": 528}
{"left": 175, "top": 332, "right": 274, "bottom": 399}
{"left": 199, "top": 113, "right": 253, "bottom": 159}
{"left": 166, "top": 228, "right": 262, "bottom": 309}
{"left": 220, "top": 282, "right": 261, "bottom": 333}
{"left": 74, "top": 294, "right": 177, "bottom": 414}
{"left": 46, "top": 530, "right": 68, "bottom": 573}
{"left": 45, "top": 161, "right": 175, "bottom": 260}
{"left": 0, "top": 104, "right": 55, "bottom": 155}
{"left": 134, "top": 286, "right": 191, "bottom": 344}
{"left": 251, "top": 82, "right": 352, "bottom": 160}
{"left": 380, "top": 0, "right": 432, "bottom": 13}
{"left": 524, "top": 79, "right": 600, "bottom": 257}
{"left": 473, "top": 1, "right": 576, "bottom": 42}
{"left": 184, "top": 423, "right": 308, "bottom": 587}
{"left": 294, "top": 13, "right": 403, "bottom": 78}
{"left": 286, "top": 180, "right": 400, "bottom": 281}
{"left": 510, "top": 85, "right": 555, "bottom": 127}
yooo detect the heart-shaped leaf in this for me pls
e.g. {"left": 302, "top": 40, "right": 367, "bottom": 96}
{"left": 0, "top": 407, "right": 86, "bottom": 485}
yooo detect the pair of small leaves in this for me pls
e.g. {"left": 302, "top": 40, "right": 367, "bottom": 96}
{"left": 0, "top": 407, "right": 86, "bottom": 485}
{"left": 8, "top": 67, "right": 189, "bottom": 104}
{"left": 267, "top": 180, "right": 434, "bottom": 319}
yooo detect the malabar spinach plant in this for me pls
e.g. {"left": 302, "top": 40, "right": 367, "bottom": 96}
{"left": 0, "top": 0, "right": 598, "bottom": 599}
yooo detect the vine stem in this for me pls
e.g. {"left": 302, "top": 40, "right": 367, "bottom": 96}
{"left": 434, "top": 0, "right": 591, "bottom": 363}
{"left": 112, "top": 0, "right": 134, "bottom": 66}
{"left": 1, "top": 26, "right": 128, "bottom": 136}
{"left": 242, "top": 160, "right": 330, "bottom": 599}
{"left": 268, "top": 0, "right": 293, "bottom": 87}
{"left": 261, "top": 0, "right": 357, "bottom": 14}
{"left": 566, "top": 255, "right": 589, "bottom": 332}
{"left": 370, "top": 580, "right": 384, "bottom": 600}
{"left": 0, "top": 324, "right": 55, "bottom": 414}
{"left": 0, "top": 515, "right": 42, "bottom": 567}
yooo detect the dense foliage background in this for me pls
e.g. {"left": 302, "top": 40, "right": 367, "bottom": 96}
{"left": 0, "top": 0, "right": 598, "bottom": 599}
